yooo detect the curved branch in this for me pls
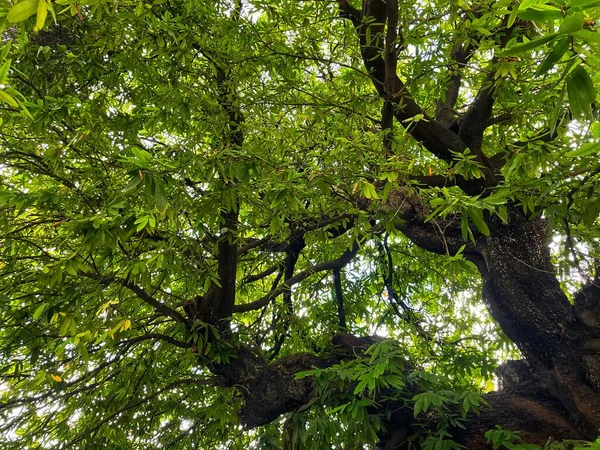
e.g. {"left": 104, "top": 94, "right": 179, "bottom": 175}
{"left": 80, "top": 271, "right": 187, "bottom": 324}
{"left": 233, "top": 242, "right": 361, "bottom": 313}
{"left": 337, "top": 0, "right": 468, "bottom": 163}
{"left": 242, "top": 264, "right": 280, "bottom": 284}
{"left": 123, "top": 333, "right": 192, "bottom": 349}
{"left": 435, "top": 40, "right": 475, "bottom": 126}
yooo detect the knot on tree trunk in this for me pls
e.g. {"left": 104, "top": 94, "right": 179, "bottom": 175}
{"left": 496, "top": 359, "right": 534, "bottom": 391}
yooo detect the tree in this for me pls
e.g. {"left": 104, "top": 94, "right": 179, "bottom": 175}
{"left": 0, "top": 0, "right": 600, "bottom": 447}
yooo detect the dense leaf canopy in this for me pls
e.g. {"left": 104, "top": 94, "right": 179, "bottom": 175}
{"left": 0, "top": 0, "right": 599, "bottom": 448}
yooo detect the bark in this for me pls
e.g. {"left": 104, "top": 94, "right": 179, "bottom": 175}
{"left": 473, "top": 215, "right": 600, "bottom": 439}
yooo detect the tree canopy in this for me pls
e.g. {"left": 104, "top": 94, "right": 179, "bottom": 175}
{"left": 1, "top": 0, "right": 600, "bottom": 448}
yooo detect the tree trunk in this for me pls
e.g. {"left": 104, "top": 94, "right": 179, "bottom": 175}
{"left": 471, "top": 215, "right": 600, "bottom": 439}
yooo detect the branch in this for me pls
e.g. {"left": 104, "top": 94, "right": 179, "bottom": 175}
{"left": 242, "top": 263, "right": 280, "bottom": 284}
{"left": 337, "top": 0, "right": 468, "bottom": 163}
{"left": 333, "top": 268, "right": 347, "bottom": 331}
{"left": 436, "top": 41, "right": 475, "bottom": 127}
{"left": 379, "top": 237, "right": 430, "bottom": 341}
{"left": 233, "top": 242, "right": 361, "bottom": 313}
{"left": 489, "top": 129, "right": 560, "bottom": 170}
{"left": 270, "top": 229, "right": 306, "bottom": 359}
{"left": 382, "top": 0, "right": 398, "bottom": 153}
{"left": 458, "top": 16, "right": 514, "bottom": 166}
{"left": 487, "top": 112, "right": 513, "bottom": 127}
{"left": 410, "top": 174, "right": 458, "bottom": 188}
{"left": 80, "top": 271, "right": 187, "bottom": 324}
{"left": 197, "top": 60, "right": 243, "bottom": 328}
{"left": 381, "top": 188, "right": 475, "bottom": 257}
{"left": 123, "top": 333, "right": 192, "bottom": 349}
{"left": 239, "top": 214, "right": 354, "bottom": 255}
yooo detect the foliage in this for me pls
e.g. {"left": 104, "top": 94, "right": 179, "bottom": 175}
{"left": 294, "top": 339, "right": 487, "bottom": 449}
{"left": 484, "top": 426, "right": 600, "bottom": 450}
{"left": 0, "top": 0, "right": 598, "bottom": 448}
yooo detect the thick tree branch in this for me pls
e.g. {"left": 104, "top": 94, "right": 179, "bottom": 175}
{"left": 191, "top": 58, "right": 243, "bottom": 330}
{"left": 410, "top": 174, "right": 459, "bottom": 188}
{"left": 337, "top": 0, "right": 469, "bottom": 164}
{"left": 238, "top": 214, "right": 354, "bottom": 255}
{"left": 382, "top": 0, "right": 398, "bottom": 153}
{"left": 458, "top": 17, "right": 514, "bottom": 170}
{"left": 489, "top": 129, "right": 560, "bottom": 170}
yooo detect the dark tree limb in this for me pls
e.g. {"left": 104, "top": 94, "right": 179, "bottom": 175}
{"left": 379, "top": 237, "right": 424, "bottom": 332}
{"left": 382, "top": 0, "right": 398, "bottom": 154}
{"left": 80, "top": 271, "right": 187, "bottom": 324}
{"left": 457, "top": 16, "right": 514, "bottom": 170}
{"left": 233, "top": 242, "right": 361, "bottom": 313}
{"left": 436, "top": 41, "right": 475, "bottom": 127}
{"left": 189, "top": 59, "right": 243, "bottom": 331}
{"left": 270, "top": 229, "right": 306, "bottom": 359}
{"left": 232, "top": 335, "right": 584, "bottom": 449}
{"left": 487, "top": 112, "right": 513, "bottom": 127}
{"left": 333, "top": 268, "right": 347, "bottom": 331}
{"left": 410, "top": 174, "right": 458, "bottom": 188}
{"left": 337, "top": 0, "right": 469, "bottom": 164}
{"left": 489, "top": 128, "right": 560, "bottom": 170}
{"left": 238, "top": 214, "right": 354, "bottom": 255}
{"left": 242, "top": 263, "right": 280, "bottom": 284}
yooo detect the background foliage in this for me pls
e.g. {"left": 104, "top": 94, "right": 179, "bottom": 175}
{"left": 0, "top": 0, "right": 599, "bottom": 448}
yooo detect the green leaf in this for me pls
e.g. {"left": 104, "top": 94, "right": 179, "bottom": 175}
{"left": 567, "top": 73, "right": 585, "bottom": 118}
{"left": 32, "top": 304, "right": 46, "bottom": 320}
{"left": 571, "top": 29, "right": 600, "bottom": 43}
{"left": 6, "top": 0, "right": 38, "bottom": 23}
{"left": 569, "top": 0, "right": 600, "bottom": 10}
{"left": 571, "top": 66, "right": 596, "bottom": 103}
{"left": 516, "top": 9, "right": 563, "bottom": 22}
{"left": 0, "top": 90, "right": 19, "bottom": 108}
{"left": 124, "top": 174, "right": 143, "bottom": 192}
{"left": 362, "top": 181, "right": 379, "bottom": 199}
{"left": 59, "top": 317, "right": 72, "bottom": 336}
{"left": 497, "top": 206, "right": 508, "bottom": 223}
{"left": 467, "top": 208, "right": 491, "bottom": 237}
{"left": 565, "top": 142, "right": 600, "bottom": 157}
{"left": 507, "top": 7, "right": 519, "bottom": 28}
{"left": 34, "top": 0, "right": 48, "bottom": 31}
{"left": 518, "top": 0, "right": 543, "bottom": 10}
{"left": 498, "top": 34, "right": 558, "bottom": 56}
{"left": 558, "top": 12, "right": 584, "bottom": 34}
{"left": 0, "top": 42, "right": 11, "bottom": 61}
{"left": 154, "top": 180, "right": 168, "bottom": 212}
{"left": 483, "top": 190, "right": 509, "bottom": 206}
{"left": 536, "top": 36, "right": 570, "bottom": 76}
{"left": 0, "top": 59, "right": 11, "bottom": 84}
{"left": 591, "top": 122, "right": 600, "bottom": 139}
{"left": 353, "top": 377, "right": 369, "bottom": 395}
